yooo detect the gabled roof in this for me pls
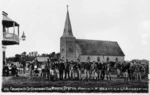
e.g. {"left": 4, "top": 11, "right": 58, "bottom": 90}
{"left": 76, "top": 39, "right": 125, "bottom": 56}
{"left": 35, "top": 56, "right": 50, "bottom": 62}
{"left": 62, "top": 6, "right": 74, "bottom": 37}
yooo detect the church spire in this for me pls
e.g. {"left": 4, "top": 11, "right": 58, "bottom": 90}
{"left": 62, "top": 5, "right": 74, "bottom": 37}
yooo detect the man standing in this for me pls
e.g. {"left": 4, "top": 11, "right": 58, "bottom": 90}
{"left": 97, "top": 61, "right": 102, "bottom": 80}
{"left": 22, "top": 58, "right": 26, "bottom": 74}
{"left": 121, "top": 62, "right": 129, "bottom": 83}
{"left": 80, "top": 62, "right": 85, "bottom": 81}
{"left": 45, "top": 61, "right": 50, "bottom": 79}
{"left": 116, "top": 62, "right": 121, "bottom": 77}
{"left": 77, "top": 60, "right": 81, "bottom": 80}
{"left": 105, "top": 61, "right": 111, "bottom": 80}
{"left": 59, "top": 60, "right": 65, "bottom": 80}
{"left": 136, "top": 62, "right": 144, "bottom": 81}
{"left": 85, "top": 62, "right": 91, "bottom": 81}
{"left": 29, "top": 61, "right": 34, "bottom": 79}
{"left": 101, "top": 61, "right": 106, "bottom": 80}
{"left": 64, "top": 60, "right": 70, "bottom": 79}
{"left": 73, "top": 62, "right": 80, "bottom": 80}
{"left": 69, "top": 61, "right": 74, "bottom": 80}
{"left": 11, "top": 64, "right": 18, "bottom": 77}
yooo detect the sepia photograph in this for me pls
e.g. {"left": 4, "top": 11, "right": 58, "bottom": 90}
{"left": 1, "top": 0, "right": 149, "bottom": 93}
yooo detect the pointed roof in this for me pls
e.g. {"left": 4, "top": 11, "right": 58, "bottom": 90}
{"left": 76, "top": 39, "right": 125, "bottom": 56}
{"left": 2, "top": 11, "right": 19, "bottom": 27}
{"left": 62, "top": 5, "right": 74, "bottom": 37}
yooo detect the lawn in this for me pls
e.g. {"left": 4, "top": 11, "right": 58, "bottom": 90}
{"left": 2, "top": 74, "right": 149, "bottom": 93}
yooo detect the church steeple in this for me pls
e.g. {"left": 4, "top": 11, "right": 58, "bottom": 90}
{"left": 62, "top": 5, "right": 74, "bottom": 37}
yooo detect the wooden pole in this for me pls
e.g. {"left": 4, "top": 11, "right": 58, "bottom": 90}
{"left": 13, "top": 22, "right": 15, "bottom": 34}
{"left": 18, "top": 26, "right": 19, "bottom": 36}
{"left": 13, "top": 22, "right": 15, "bottom": 41}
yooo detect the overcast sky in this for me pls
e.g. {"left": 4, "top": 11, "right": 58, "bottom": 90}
{"left": 2, "top": 0, "right": 150, "bottom": 61}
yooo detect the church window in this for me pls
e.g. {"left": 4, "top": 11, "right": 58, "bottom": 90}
{"left": 77, "top": 56, "right": 81, "bottom": 62}
{"left": 62, "top": 57, "right": 64, "bottom": 61}
{"left": 77, "top": 58, "right": 80, "bottom": 62}
{"left": 116, "top": 57, "right": 118, "bottom": 62}
{"left": 68, "top": 44, "right": 73, "bottom": 53}
{"left": 107, "top": 57, "right": 109, "bottom": 62}
{"left": 97, "top": 56, "right": 100, "bottom": 62}
{"left": 61, "top": 48, "right": 64, "bottom": 53}
{"left": 61, "top": 45, "right": 65, "bottom": 53}
{"left": 87, "top": 56, "right": 90, "bottom": 62}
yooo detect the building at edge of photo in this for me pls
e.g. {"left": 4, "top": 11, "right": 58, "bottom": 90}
{"left": 2, "top": 11, "right": 20, "bottom": 65}
{"left": 60, "top": 6, "right": 125, "bottom": 62}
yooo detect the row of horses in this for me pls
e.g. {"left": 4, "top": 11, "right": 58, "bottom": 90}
{"left": 31, "top": 60, "right": 148, "bottom": 82}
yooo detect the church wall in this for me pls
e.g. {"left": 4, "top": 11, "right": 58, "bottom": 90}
{"left": 79, "top": 55, "right": 124, "bottom": 62}
{"left": 60, "top": 37, "right": 66, "bottom": 61}
{"left": 66, "top": 37, "right": 76, "bottom": 61}
{"left": 75, "top": 44, "right": 81, "bottom": 60}
{"left": 60, "top": 37, "right": 76, "bottom": 61}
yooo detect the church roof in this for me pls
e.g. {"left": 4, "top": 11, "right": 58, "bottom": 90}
{"left": 76, "top": 39, "right": 125, "bottom": 56}
{"left": 62, "top": 5, "right": 74, "bottom": 37}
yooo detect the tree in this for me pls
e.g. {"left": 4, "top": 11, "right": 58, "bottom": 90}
{"left": 51, "top": 52, "right": 55, "bottom": 57}
{"left": 14, "top": 54, "right": 21, "bottom": 62}
{"left": 6, "top": 57, "right": 15, "bottom": 62}
{"left": 22, "top": 51, "right": 26, "bottom": 57}
{"left": 56, "top": 53, "right": 60, "bottom": 60}
{"left": 41, "top": 53, "right": 48, "bottom": 56}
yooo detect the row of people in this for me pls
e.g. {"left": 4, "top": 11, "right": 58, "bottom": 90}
{"left": 116, "top": 61, "right": 146, "bottom": 82}
{"left": 30, "top": 59, "right": 112, "bottom": 81}
{"left": 3, "top": 64, "right": 18, "bottom": 77}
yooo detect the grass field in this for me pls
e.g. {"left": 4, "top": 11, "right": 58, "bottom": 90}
{"left": 2, "top": 73, "right": 149, "bottom": 93}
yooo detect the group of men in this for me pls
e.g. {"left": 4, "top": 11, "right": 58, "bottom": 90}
{"left": 31, "top": 59, "right": 112, "bottom": 81}
{"left": 28, "top": 58, "right": 147, "bottom": 82}
{"left": 115, "top": 61, "right": 146, "bottom": 82}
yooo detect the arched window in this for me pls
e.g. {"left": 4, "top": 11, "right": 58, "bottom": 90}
{"left": 87, "top": 56, "right": 90, "bottom": 62}
{"left": 116, "top": 57, "right": 118, "bottom": 62}
{"left": 61, "top": 48, "right": 64, "bottom": 53}
{"left": 107, "top": 57, "right": 109, "bottom": 62}
{"left": 97, "top": 56, "right": 100, "bottom": 62}
{"left": 77, "top": 58, "right": 80, "bottom": 62}
{"left": 62, "top": 57, "right": 64, "bottom": 61}
{"left": 77, "top": 56, "right": 81, "bottom": 62}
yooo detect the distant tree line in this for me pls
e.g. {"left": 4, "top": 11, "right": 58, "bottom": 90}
{"left": 6, "top": 51, "right": 60, "bottom": 62}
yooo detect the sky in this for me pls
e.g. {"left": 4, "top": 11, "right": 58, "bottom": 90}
{"left": 2, "top": 0, "right": 150, "bottom": 61}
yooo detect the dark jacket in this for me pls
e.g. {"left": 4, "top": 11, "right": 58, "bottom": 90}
{"left": 97, "top": 62, "right": 102, "bottom": 70}
{"left": 59, "top": 62, "right": 65, "bottom": 71}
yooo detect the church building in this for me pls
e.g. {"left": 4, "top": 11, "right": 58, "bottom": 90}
{"left": 60, "top": 6, "right": 125, "bottom": 62}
